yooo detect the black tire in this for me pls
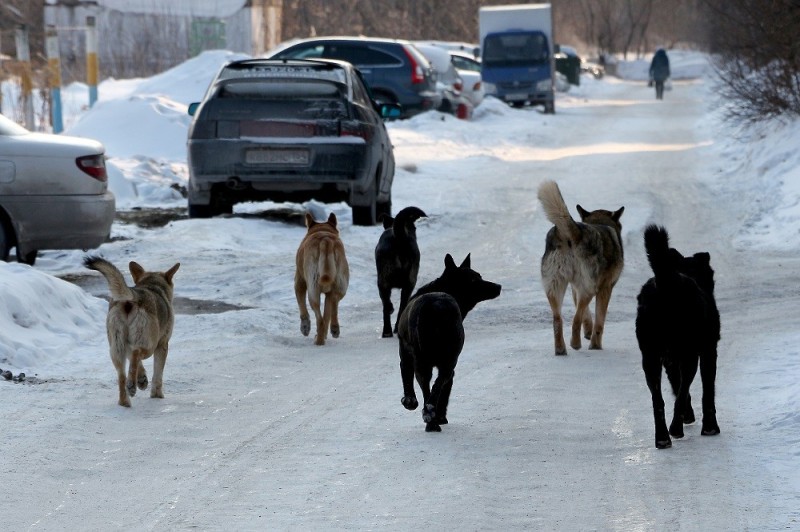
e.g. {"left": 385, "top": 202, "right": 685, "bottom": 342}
{"left": 352, "top": 201, "right": 377, "bottom": 226}
{"left": 0, "top": 219, "right": 11, "bottom": 262}
{"left": 544, "top": 101, "right": 555, "bottom": 114}
{"left": 188, "top": 195, "right": 231, "bottom": 218}
{"left": 17, "top": 249, "right": 37, "bottom": 266}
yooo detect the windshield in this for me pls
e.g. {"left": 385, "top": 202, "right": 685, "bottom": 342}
{"left": 482, "top": 32, "right": 549, "bottom": 67}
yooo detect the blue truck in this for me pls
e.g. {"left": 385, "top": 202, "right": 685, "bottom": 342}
{"left": 479, "top": 3, "right": 555, "bottom": 114}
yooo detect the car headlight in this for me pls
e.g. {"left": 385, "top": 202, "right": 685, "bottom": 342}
{"left": 483, "top": 82, "right": 497, "bottom": 95}
{"left": 536, "top": 79, "right": 552, "bottom": 92}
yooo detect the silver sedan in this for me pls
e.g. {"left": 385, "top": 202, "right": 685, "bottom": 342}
{"left": 0, "top": 114, "right": 115, "bottom": 265}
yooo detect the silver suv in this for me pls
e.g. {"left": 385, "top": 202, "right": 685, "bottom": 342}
{"left": 186, "top": 58, "right": 398, "bottom": 225}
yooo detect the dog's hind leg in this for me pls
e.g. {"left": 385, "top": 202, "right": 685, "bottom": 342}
{"left": 434, "top": 372, "right": 453, "bottom": 425}
{"left": 150, "top": 341, "right": 168, "bottom": 399}
{"left": 589, "top": 284, "right": 614, "bottom": 350}
{"left": 394, "top": 286, "right": 412, "bottom": 335}
{"left": 642, "top": 353, "right": 671, "bottom": 448}
{"left": 294, "top": 273, "right": 311, "bottom": 337}
{"left": 572, "top": 287, "right": 593, "bottom": 340}
{"left": 309, "top": 288, "right": 326, "bottom": 345}
{"left": 399, "top": 343, "right": 419, "bottom": 411}
{"left": 423, "top": 366, "right": 454, "bottom": 432}
{"left": 699, "top": 348, "right": 720, "bottom": 436}
{"left": 325, "top": 292, "right": 339, "bottom": 339}
{"left": 571, "top": 292, "right": 593, "bottom": 350}
{"left": 111, "top": 350, "right": 130, "bottom": 408}
{"left": 669, "top": 356, "right": 699, "bottom": 439}
{"left": 378, "top": 285, "right": 394, "bottom": 338}
{"left": 136, "top": 359, "right": 149, "bottom": 391}
{"left": 665, "top": 360, "right": 694, "bottom": 424}
{"left": 126, "top": 348, "right": 144, "bottom": 399}
{"left": 545, "top": 279, "right": 569, "bottom": 355}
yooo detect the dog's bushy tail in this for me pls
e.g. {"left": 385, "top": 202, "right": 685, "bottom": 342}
{"left": 318, "top": 238, "right": 337, "bottom": 290}
{"left": 643, "top": 225, "right": 674, "bottom": 284}
{"left": 84, "top": 256, "right": 135, "bottom": 301}
{"left": 537, "top": 180, "right": 580, "bottom": 241}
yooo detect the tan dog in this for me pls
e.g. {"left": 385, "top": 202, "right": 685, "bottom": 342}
{"left": 538, "top": 180, "right": 624, "bottom": 355}
{"left": 295, "top": 212, "right": 349, "bottom": 345}
{"left": 84, "top": 256, "right": 180, "bottom": 407}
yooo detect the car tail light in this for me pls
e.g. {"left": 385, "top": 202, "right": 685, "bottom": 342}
{"left": 453, "top": 78, "right": 464, "bottom": 93}
{"left": 76, "top": 154, "right": 107, "bottom": 182}
{"left": 403, "top": 47, "right": 425, "bottom": 84}
{"left": 190, "top": 120, "right": 217, "bottom": 139}
{"left": 339, "top": 120, "right": 370, "bottom": 141}
{"left": 473, "top": 81, "right": 482, "bottom": 92}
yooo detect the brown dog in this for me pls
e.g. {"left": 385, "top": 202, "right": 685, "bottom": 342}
{"left": 84, "top": 256, "right": 180, "bottom": 407}
{"left": 295, "top": 212, "right": 349, "bottom": 345}
{"left": 538, "top": 180, "right": 624, "bottom": 355}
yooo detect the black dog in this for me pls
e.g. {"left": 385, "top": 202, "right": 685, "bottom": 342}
{"left": 375, "top": 206, "right": 427, "bottom": 338}
{"left": 397, "top": 253, "right": 501, "bottom": 432}
{"left": 636, "top": 225, "right": 721, "bottom": 449}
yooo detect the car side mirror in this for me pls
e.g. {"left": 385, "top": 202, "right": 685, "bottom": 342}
{"left": 188, "top": 102, "right": 199, "bottom": 116}
{"left": 380, "top": 103, "right": 402, "bottom": 119}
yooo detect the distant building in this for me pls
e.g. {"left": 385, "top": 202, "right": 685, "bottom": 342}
{"left": 44, "top": 0, "right": 282, "bottom": 79}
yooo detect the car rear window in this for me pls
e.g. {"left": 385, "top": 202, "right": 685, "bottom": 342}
{"left": 220, "top": 80, "right": 343, "bottom": 99}
{"left": 210, "top": 80, "right": 349, "bottom": 120}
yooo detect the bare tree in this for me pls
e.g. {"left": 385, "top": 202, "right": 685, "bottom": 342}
{"left": 704, "top": 0, "right": 800, "bottom": 122}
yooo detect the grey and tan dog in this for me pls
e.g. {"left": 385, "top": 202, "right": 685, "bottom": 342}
{"left": 84, "top": 256, "right": 180, "bottom": 407}
{"left": 537, "top": 180, "right": 624, "bottom": 355}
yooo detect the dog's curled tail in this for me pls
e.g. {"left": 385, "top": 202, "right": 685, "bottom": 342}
{"left": 537, "top": 180, "right": 579, "bottom": 241}
{"left": 643, "top": 225, "right": 672, "bottom": 282}
{"left": 392, "top": 206, "right": 427, "bottom": 239}
{"left": 84, "top": 256, "right": 135, "bottom": 302}
{"left": 317, "top": 238, "right": 337, "bottom": 290}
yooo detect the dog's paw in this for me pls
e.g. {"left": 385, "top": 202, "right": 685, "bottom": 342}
{"left": 137, "top": 373, "right": 149, "bottom": 391}
{"left": 435, "top": 415, "right": 448, "bottom": 425}
{"left": 126, "top": 378, "right": 137, "bottom": 397}
{"left": 401, "top": 396, "right": 418, "bottom": 410}
{"left": 655, "top": 436, "right": 672, "bottom": 449}
{"left": 382, "top": 328, "right": 393, "bottom": 338}
{"left": 300, "top": 316, "right": 311, "bottom": 336}
{"left": 118, "top": 396, "right": 131, "bottom": 408}
{"left": 330, "top": 324, "right": 340, "bottom": 338}
{"left": 669, "top": 420, "right": 685, "bottom": 439}
{"left": 314, "top": 336, "right": 325, "bottom": 346}
{"left": 701, "top": 416, "right": 720, "bottom": 436}
{"left": 425, "top": 422, "right": 442, "bottom": 432}
{"left": 683, "top": 407, "right": 696, "bottom": 425}
{"left": 422, "top": 403, "right": 436, "bottom": 423}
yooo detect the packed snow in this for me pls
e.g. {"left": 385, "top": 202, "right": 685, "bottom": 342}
{"left": 1, "top": 49, "right": 798, "bottom": 530}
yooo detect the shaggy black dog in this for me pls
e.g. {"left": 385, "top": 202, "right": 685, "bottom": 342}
{"left": 375, "top": 206, "right": 426, "bottom": 338}
{"left": 397, "top": 254, "right": 501, "bottom": 432}
{"left": 636, "top": 225, "right": 721, "bottom": 449}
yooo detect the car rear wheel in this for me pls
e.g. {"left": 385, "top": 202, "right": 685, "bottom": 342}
{"left": 17, "top": 249, "right": 37, "bottom": 266}
{"left": 188, "top": 196, "right": 232, "bottom": 218}
{"left": 352, "top": 201, "right": 377, "bottom": 226}
{"left": 0, "top": 219, "right": 11, "bottom": 262}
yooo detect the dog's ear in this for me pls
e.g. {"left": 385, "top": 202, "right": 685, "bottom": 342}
{"left": 459, "top": 253, "right": 471, "bottom": 269}
{"left": 165, "top": 263, "right": 180, "bottom": 284}
{"left": 613, "top": 206, "right": 625, "bottom": 220}
{"left": 305, "top": 213, "right": 316, "bottom": 228}
{"left": 576, "top": 204, "right": 589, "bottom": 219}
{"left": 327, "top": 212, "right": 337, "bottom": 228}
{"left": 129, "top": 261, "right": 146, "bottom": 283}
{"left": 444, "top": 253, "right": 457, "bottom": 271}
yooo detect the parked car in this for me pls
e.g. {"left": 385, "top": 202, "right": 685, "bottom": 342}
{"left": 186, "top": 58, "right": 400, "bottom": 225}
{"left": 447, "top": 51, "right": 485, "bottom": 108}
{"left": 413, "top": 43, "right": 474, "bottom": 119}
{"left": 0, "top": 114, "right": 114, "bottom": 265}
{"left": 555, "top": 44, "right": 581, "bottom": 86}
{"left": 267, "top": 36, "right": 440, "bottom": 118}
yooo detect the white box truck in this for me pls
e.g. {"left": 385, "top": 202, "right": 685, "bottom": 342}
{"left": 479, "top": 3, "right": 555, "bottom": 113}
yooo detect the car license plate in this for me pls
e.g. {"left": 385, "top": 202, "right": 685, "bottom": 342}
{"left": 506, "top": 93, "right": 528, "bottom": 101}
{"left": 246, "top": 149, "right": 309, "bottom": 165}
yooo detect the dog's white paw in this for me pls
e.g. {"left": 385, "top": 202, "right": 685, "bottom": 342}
{"left": 126, "top": 379, "right": 137, "bottom": 397}
{"left": 300, "top": 317, "right": 310, "bottom": 336}
{"left": 330, "top": 324, "right": 340, "bottom": 338}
